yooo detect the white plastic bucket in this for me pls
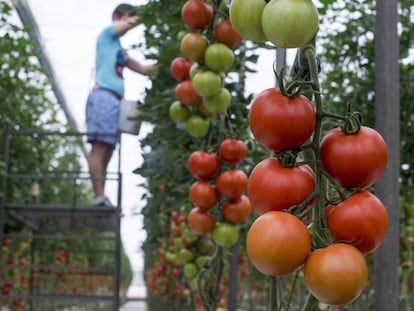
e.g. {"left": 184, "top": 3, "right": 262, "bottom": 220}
{"left": 118, "top": 99, "right": 141, "bottom": 135}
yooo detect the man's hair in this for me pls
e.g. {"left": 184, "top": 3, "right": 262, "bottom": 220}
{"left": 113, "top": 3, "right": 134, "bottom": 18}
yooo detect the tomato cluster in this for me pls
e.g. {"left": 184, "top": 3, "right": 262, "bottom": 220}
{"left": 230, "top": 0, "right": 319, "bottom": 48}
{"left": 187, "top": 138, "right": 251, "bottom": 248}
{"left": 168, "top": 0, "right": 242, "bottom": 138}
{"left": 244, "top": 48, "right": 389, "bottom": 305}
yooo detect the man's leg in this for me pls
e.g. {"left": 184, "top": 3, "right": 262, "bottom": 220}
{"left": 88, "top": 140, "right": 113, "bottom": 199}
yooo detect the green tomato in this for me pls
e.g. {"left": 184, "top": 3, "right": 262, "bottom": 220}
{"left": 203, "top": 88, "right": 231, "bottom": 114}
{"left": 195, "top": 255, "right": 211, "bottom": 268}
{"left": 178, "top": 248, "right": 195, "bottom": 263}
{"left": 229, "top": 0, "right": 267, "bottom": 42}
{"left": 177, "top": 30, "right": 187, "bottom": 41}
{"left": 204, "top": 43, "right": 235, "bottom": 73}
{"left": 185, "top": 115, "right": 210, "bottom": 138}
{"left": 183, "top": 263, "right": 199, "bottom": 279}
{"left": 212, "top": 223, "right": 239, "bottom": 248}
{"left": 262, "top": 0, "right": 319, "bottom": 48}
{"left": 169, "top": 101, "right": 191, "bottom": 123}
{"left": 192, "top": 71, "right": 222, "bottom": 97}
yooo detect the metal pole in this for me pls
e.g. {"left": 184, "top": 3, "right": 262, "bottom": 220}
{"left": 373, "top": 0, "right": 400, "bottom": 309}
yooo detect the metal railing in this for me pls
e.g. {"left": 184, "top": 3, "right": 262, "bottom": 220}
{"left": 0, "top": 129, "right": 124, "bottom": 311}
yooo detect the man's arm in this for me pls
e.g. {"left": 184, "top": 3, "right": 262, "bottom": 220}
{"left": 125, "top": 58, "right": 158, "bottom": 76}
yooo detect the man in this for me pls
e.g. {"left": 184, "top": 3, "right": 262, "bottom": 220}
{"left": 86, "top": 3, "right": 157, "bottom": 207}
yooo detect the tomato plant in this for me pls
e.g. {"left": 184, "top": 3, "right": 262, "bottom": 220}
{"left": 219, "top": 138, "right": 247, "bottom": 164}
{"left": 320, "top": 126, "right": 388, "bottom": 189}
{"left": 261, "top": 0, "right": 319, "bottom": 48}
{"left": 303, "top": 243, "right": 368, "bottom": 305}
{"left": 188, "top": 151, "right": 220, "bottom": 180}
{"left": 246, "top": 211, "right": 311, "bottom": 276}
{"left": 216, "top": 169, "right": 248, "bottom": 200}
{"left": 247, "top": 157, "right": 315, "bottom": 215}
{"left": 326, "top": 190, "right": 389, "bottom": 254}
{"left": 249, "top": 88, "right": 316, "bottom": 151}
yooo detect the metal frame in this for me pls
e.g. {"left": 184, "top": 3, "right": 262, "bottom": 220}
{"left": 0, "top": 129, "right": 123, "bottom": 311}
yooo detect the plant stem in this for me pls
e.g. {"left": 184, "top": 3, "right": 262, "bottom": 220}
{"left": 301, "top": 293, "right": 320, "bottom": 311}
{"left": 267, "top": 276, "right": 279, "bottom": 311}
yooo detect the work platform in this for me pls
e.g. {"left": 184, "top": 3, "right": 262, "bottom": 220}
{"left": 0, "top": 130, "right": 123, "bottom": 311}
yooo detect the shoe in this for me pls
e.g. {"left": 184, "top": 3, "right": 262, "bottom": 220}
{"left": 93, "top": 196, "right": 115, "bottom": 208}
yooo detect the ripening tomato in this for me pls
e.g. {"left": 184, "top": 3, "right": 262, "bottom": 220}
{"left": 249, "top": 88, "right": 316, "bottom": 151}
{"left": 216, "top": 169, "right": 248, "bottom": 200}
{"left": 213, "top": 19, "right": 243, "bottom": 49}
{"left": 262, "top": 0, "right": 319, "bottom": 48}
{"left": 221, "top": 194, "right": 252, "bottom": 224}
{"left": 246, "top": 211, "right": 311, "bottom": 276}
{"left": 229, "top": 0, "right": 267, "bottom": 42}
{"left": 219, "top": 138, "right": 247, "bottom": 164}
{"left": 326, "top": 190, "right": 389, "bottom": 254}
{"left": 187, "top": 207, "right": 216, "bottom": 236}
{"left": 189, "top": 181, "right": 219, "bottom": 209}
{"left": 320, "top": 126, "right": 388, "bottom": 189}
{"left": 175, "top": 80, "right": 200, "bottom": 105}
{"left": 188, "top": 151, "right": 220, "bottom": 180}
{"left": 180, "top": 32, "right": 209, "bottom": 62}
{"left": 304, "top": 243, "right": 368, "bottom": 305}
{"left": 170, "top": 57, "right": 193, "bottom": 82}
{"left": 198, "top": 100, "right": 218, "bottom": 119}
{"left": 248, "top": 157, "right": 315, "bottom": 215}
{"left": 181, "top": 0, "right": 213, "bottom": 29}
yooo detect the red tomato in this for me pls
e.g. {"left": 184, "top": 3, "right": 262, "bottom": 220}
{"left": 216, "top": 169, "right": 248, "bottom": 200}
{"left": 188, "top": 151, "right": 220, "bottom": 179}
{"left": 175, "top": 80, "right": 200, "bottom": 105}
{"left": 180, "top": 32, "right": 209, "bottom": 62}
{"left": 326, "top": 190, "right": 389, "bottom": 254}
{"left": 189, "top": 181, "right": 219, "bottom": 209}
{"left": 170, "top": 57, "right": 193, "bottom": 82}
{"left": 249, "top": 88, "right": 316, "bottom": 151}
{"left": 181, "top": 0, "right": 213, "bottom": 29}
{"left": 221, "top": 194, "right": 252, "bottom": 224}
{"left": 246, "top": 211, "right": 311, "bottom": 276}
{"left": 304, "top": 243, "right": 368, "bottom": 305}
{"left": 214, "top": 19, "right": 243, "bottom": 49}
{"left": 320, "top": 126, "right": 388, "bottom": 188}
{"left": 247, "top": 157, "right": 315, "bottom": 215}
{"left": 219, "top": 138, "right": 247, "bottom": 164}
{"left": 187, "top": 207, "right": 216, "bottom": 236}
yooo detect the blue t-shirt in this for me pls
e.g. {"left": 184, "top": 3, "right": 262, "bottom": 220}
{"left": 95, "top": 24, "right": 128, "bottom": 96}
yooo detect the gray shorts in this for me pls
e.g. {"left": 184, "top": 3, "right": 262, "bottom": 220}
{"left": 85, "top": 88, "right": 120, "bottom": 146}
